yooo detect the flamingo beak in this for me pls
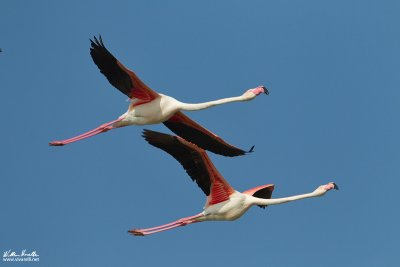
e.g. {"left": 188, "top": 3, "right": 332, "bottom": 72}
{"left": 260, "top": 85, "right": 269, "bottom": 95}
{"left": 332, "top": 183, "right": 339, "bottom": 190}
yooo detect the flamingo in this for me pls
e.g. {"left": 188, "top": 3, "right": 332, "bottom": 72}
{"left": 49, "top": 36, "right": 268, "bottom": 157}
{"left": 129, "top": 129, "right": 339, "bottom": 236}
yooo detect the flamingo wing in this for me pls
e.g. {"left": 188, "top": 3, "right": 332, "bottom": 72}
{"left": 242, "top": 184, "right": 275, "bottom": 209}
{"left": 142, "top": 129, "right": 235, "bottom": 205}
{"left": 163, "top": 112, "right": 248, "bottom": 157}
{"left": 90, "top": 35, "right": 159, "bottom": 100}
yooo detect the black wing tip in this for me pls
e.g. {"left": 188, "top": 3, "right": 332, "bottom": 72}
{"left": 247, "top": 145, "right": 255, "bottom": 154}
{"left": 142, "top": 128, "right": 158, "bottom": 142}
{"left": 142, "top": 128, "right": 153, "bottom": 136}
{"left": 142, "top": 129, "right": 177, "bottom": 145}
{"left": 142, "top": 128, "right": 166, "bottom": 138}
{"left": 203, "top": 146, "right": 247, "bottom": 157}
{"left": 90, "top": 34, "right": 105, "bottom": 49}
{"left": 162, "top": 121, "right": 248, "bottom": 157}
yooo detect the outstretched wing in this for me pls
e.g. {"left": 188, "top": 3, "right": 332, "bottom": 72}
{"left": 90, "top": 35, "right": 159, "bottom": 100}
{"left": 142, "top": 129, "right": 235, "bottom": 205}
{"left": 163, "top": 112, "right": 250, "bottom": 157}
{"left": 242, "top": 184, "right": 275, "bottom": 209}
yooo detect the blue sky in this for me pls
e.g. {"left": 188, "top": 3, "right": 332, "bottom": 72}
{"left": 1, "top": 0, "right": 399, "bottom": 266}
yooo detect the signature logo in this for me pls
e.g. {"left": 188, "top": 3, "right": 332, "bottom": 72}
{"left": 3, "top": 249, "right": 40, "bottom": 262}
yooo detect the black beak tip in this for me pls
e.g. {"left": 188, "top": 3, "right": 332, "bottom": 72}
{"left": 333, "top": 183, "right": 339, "bottom": 190}
{"left": 261, "top": 85, "right": 269, "bottom": 95}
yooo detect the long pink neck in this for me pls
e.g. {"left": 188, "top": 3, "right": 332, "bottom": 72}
{"left": 179, "top": 96, "right": 245, "bottom": 111}
{"left": 178, "top": 86, "right": 266, "bottom": 111}
{"left": 251, "top": 191, "right": 323, "bottom": 206}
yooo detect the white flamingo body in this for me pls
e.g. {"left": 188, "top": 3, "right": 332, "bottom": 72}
{"left": 129, "top": 130, "right": 339, "bottom": 236}
{"left": 116, "top": 94, "right": 180, "bottom": 126}
{"left": 117, "top": 92, "right": 258, "bottom": 127}
{"left": 193, "top": 187, "right": 333, "bottom": 222}
{"left": 200, "top": 192, "right": 250, "bottom": 221}
{"left": 49, "top": 36, "right": 267, "bottom": 157}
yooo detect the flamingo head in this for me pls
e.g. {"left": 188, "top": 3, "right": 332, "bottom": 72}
{"left": 250, "top": 85, "right": 269, "bottom": 95}
{"left": 242, "top": 85, "right": 269, "bottom": 100}
{"left": 258, "top": 85, "right": 269, "bottom": 95}
{"left": 313, "top": 182, "right": 339, "bottom": 196}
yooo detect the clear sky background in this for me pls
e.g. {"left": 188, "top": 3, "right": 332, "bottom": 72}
{"left": 1, "top": 0, "right": 399, "bottom": 266}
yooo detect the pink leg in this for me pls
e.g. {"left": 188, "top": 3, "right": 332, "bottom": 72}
{"left": 128, "top": 213, "right": 204, "bottom": 236}
{"left": 132, "top": 214, "right": 203, "bottom": 232}
{"left": 49, "top": 117, "right": 124, "bottom": 146}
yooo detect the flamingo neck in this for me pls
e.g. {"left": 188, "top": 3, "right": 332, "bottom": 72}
{"left": 179, "top": 95, "right": 245, "bottom": 111}
{"left": 250, "top": 191, "right": 321, "bottom": 206}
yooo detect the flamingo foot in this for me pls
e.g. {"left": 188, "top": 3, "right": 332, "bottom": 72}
{"left": 128, "top": 230, "right": 145, "bottom": 236}
{"left": 49, "top": 141, "right": 65, "bottom": 146}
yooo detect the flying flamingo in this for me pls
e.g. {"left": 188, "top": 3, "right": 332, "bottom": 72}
{"left": 129, "top": 129, "right": 339, "bottom": 236}
{"left": 49, "top": 36, "right": 268, "bottom": 157}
